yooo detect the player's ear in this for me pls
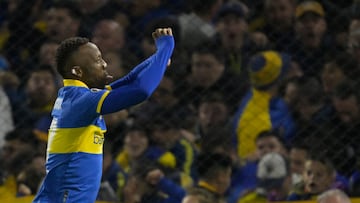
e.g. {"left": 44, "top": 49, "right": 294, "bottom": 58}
{"left": 71, "top": 66, "right": 83, "bottom": 77}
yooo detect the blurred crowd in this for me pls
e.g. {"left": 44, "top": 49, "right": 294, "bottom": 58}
{"left": 1, "top": 0, "right": 360, "bottom": 202}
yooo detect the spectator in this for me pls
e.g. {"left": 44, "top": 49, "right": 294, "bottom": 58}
{"left": 77, "top": 0, "right": 120, "bottom": 38}
{"left": 238, "top": 152, "right": 292, "bottom": 202}
{"left": 233, "top": 50, "right": 295, "bottom": 159}
{"left": 130, "top": 75, "right": 196, "bottom": 133}
{"left": 0, "top": 129, "right": 39, "bottom": 199}
{"left": 115, "top": 122, "right": 177, "bottom": 173}
{"left": 214, "top": 1, "right": 256, "bottom": 79}
{"left": 193, "top": 92, "right": 231, "bottom": 146}
{"left": 321, "top": 53, "right": 360, "bottom": 95}
{"left": 287, "top": 153, "right": 336, "bottom": 201}
{"left": 288, "top": 1, "right": 331, "bottom": 77}
{"left": 3, "top": 0, "right": 47, "bottom": 79}
{"left": 16, "top": 163, "right": 45, "bottom": 197}
{"left": 260, "top": 0, "right": 297, "bottom": 51}
{"left": 176, "top": 41, "right": 245, "bottom": 113}
{"left": 44, "top": 1, "right": 82, "bottom": 43}
{"left": 229, "top": 130, "right": 288, "bottom": 202}
{"left": 330, "top": 81, "right": 360, "bottom": 177}
{"left": 149, "top": 110, "right": 197, "bottom": 179}
{"left": 11, "top": 65, "right": 58, "bottom": 139}
{"left": 38, "top": 40, "right": 59, "bottom": 68}
{"left": 37, "top": 40, "right": 62, "bottom": 86}
{"left": 123, "top": 161, "right": 186, "bottom": 203}
{"left": 289, "top": 142, "right": 310, "bottom": 186}
{"left": 317, "top": 189, "right": 351, "bottom": 203}
{"left": 177, "top": 0, "right": 222, "bottom": 49}
{"left": 91, "top": 19, "right": 125, "bottom": 53}
{"left": 183, "top": 153, "right": 232, "bottom": 203}
{"left": 289, "top": 77, "right": 334, "bottom": 128}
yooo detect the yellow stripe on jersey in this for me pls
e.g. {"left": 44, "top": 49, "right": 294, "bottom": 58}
{"left": 96, "top": 90, "right": 110, "bottom": 113}
{"left": 47, "top": 125, "right": 105, "bottom": 154}
{"left": 237, "top": 88, "right": 272, "bottom": 158}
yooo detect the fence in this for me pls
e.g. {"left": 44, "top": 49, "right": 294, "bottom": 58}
{"left": 1, "top": 0, "right": 360, "bottom": 202}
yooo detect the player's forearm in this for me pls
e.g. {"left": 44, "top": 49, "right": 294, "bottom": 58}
{"left": 107, "top": 36, "right": 174, "bottom": 92}
{"left": 101, "top": 36, "right": 174, "bottom": 114}
{"left": 133, "top": 35, "right": 174, "bottom": 95}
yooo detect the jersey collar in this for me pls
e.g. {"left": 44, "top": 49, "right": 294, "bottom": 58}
{"left": 63, "top": 79, "right": 88, "bottom": 88}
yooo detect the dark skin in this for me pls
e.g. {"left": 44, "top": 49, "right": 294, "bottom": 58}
{"left": 66, "top": 28, "right": 173, "bottom": 89}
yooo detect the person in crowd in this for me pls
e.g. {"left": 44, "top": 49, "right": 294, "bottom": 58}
{"left": 288, "top": 76, "right": 334, "bottom": 128}
{"left": 149, "top": 110, "right": 197, "bottom": 179}
{"left": 321, "top": 53, "right": 360, "bottom": 95}
{"left": 214, "top": 1, "right": 257, "bottom": 80}
{"left": 10, "top": 65, "right": 58, "bottom": 144}
{"left": 44, "top": 1, "right": 82, "bottom": 43}
{"left": 233, "top": 50, "right": 295, "bottom": 159}
{"left": 288, "top": 1, "right": 331, "bottom": 77}
{"left": 77, "top": 0, "right": 121, "bottom": 38}
{"left": 329, "top": 81, "right": 360, "bottom": 177}
{"left": 289, "top": 141, "right": 310, "bottom": 186}
{"left": 178, "top": 0, "right": 222, "bottom": 49}
{"left": 193, "top": 92, "right": 231, "bottom": 147}
{"left": 116, "top": 122, "right": 177, "bottom": 174}
{"left": 229, "top": 130, "right": 288, "bottom": 202}
{"left": 2, "top": 0, "right": 47, "bottom": 78}
{"left": 257, "top": 0, "right": 297, "bottom": 51}
{"left": 239, "top": 152, "right": 292, "bottom": 202}
{"left": 123, "top": 160, "right": 186, "bottom": 203}
{"left": 287, "top": 153, "right": 336, "bottom": 201}
{"left": 176, "top": 40, "right": 245, "bottom": 113}
{"left": 182, "top": 153, "right": 232, "bottom": 203}
{"left": 0, "top": 129, "right": 40, "bottom": 200}
{"left": 91, "top": 19, "right": 125, "bottom": 54}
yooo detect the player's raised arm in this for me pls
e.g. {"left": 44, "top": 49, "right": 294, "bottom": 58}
{"left": 100, "top": 28, "right": 175, "bottom": 114}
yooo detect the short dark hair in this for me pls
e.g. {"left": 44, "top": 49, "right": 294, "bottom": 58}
{"left": 196, "top": 152, "right": 232, "bottom": 179}
{"left": 56, "top": 37, "right": 89, "bottom": 77}
{"left": 255, "top": 130, "right": 286, "bottom": 147}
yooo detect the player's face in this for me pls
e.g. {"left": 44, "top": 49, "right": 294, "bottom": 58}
{"left": 76, "top": 42, "right": 112, "bottom": 88}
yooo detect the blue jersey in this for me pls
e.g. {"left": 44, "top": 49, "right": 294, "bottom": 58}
{"left": 33, "top": 35, "right": 174, "bottom": 203}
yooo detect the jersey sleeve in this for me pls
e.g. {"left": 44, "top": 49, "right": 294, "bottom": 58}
{"left": 100, "top": 35, "right": 175, "bottom": 114}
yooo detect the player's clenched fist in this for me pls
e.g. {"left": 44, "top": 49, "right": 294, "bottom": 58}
{"left": 152, "top": 28, "right": 173, "bottom": 40}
